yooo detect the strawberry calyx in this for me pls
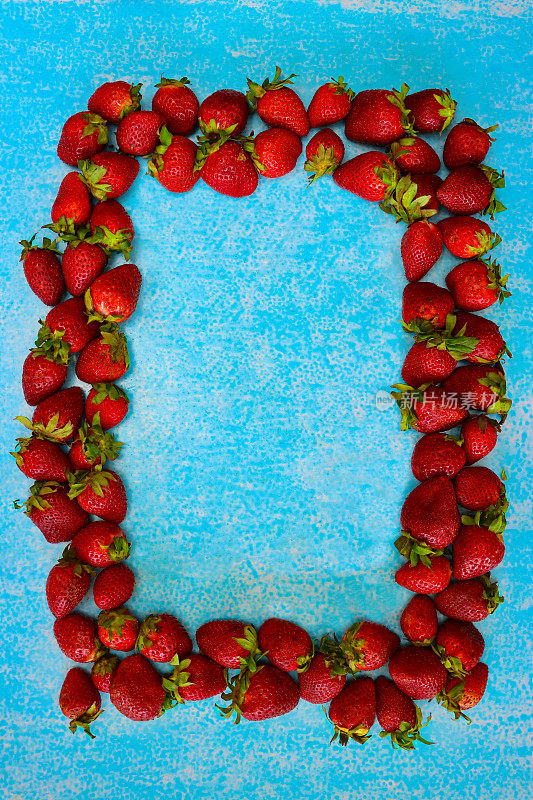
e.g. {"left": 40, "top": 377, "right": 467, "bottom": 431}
{"left": 163, "top": 656, "right": 195, "bottom": 705}
{"left": 90, "top": 382, "right": 129, "bottom": 406}
{"left": 390, "top": 383, "right": 430, "bottom": 431}
{"left": 322, "top": 704, "right": 372, "bottom": 746}
{"left": 387, "top": 83, "right": 416, "bottom": 137}
{"left": 395, "top": 531, "right": 444, "bottom": 567}
{"left": 96, "top": 324, "right": 130, "bottom": 367}
{"left": 436, "top": 682, "right": 471, "bottom": 723}
{"left": 404, "top": 313, "right": 479, "bottom": 360}
{"left": 98, "top": 606, "right": 136, "bottom": 642}
{"left": 44, "top": 216, "right": 85, "bottom": 237}
{"left": 90, "top": 225, "right": 131, "bottom": 260}
{"left": 477, "top": 371, "right": 512, "bottom": 421}
{"left": 481, "top": 256, "right": 511, "bottom": 304}
{"left": 467, "top": 230, "right": 501, "bottom": 258}
{"left": 13, "top": 480, "right": 61, "bottom": 514}
{"left": 67, "top": 468, "right": 117, "bottom": 500}
{"left": 246, "top": 65, "right": 297, "bottom": 108}
{"left": 380, "top": 174, "right": 436, "bottom": 224}
{"left": 328, "top": 76, "right": 354, "bottom": 99}
{"left": 193, "top": 128, "right": 237, "bottom": 172}
{"left": 155, "top": 75, "right": 192, "bottom": 89}
{"left": 305, "top": 145, "right": 340, "bottom": 186}
{"left": 198, "top": 117, "right": 239, "bottom": 140}
{"left": 479, "top": 573, "right": 505, "bottom": 613}
{"left": 135, "top": 614, "right": 164, "bottom": 653}
{"left": 78, "top": 159, "right": 113, "bottom": 202}
{"left": 479, "top": 164, "right": 506, "bottom": 218}
{"left": 460, "top": 118, "right": 499, "bottom": 139}
{"left": 57, "top": 545, "right": 94, "bottom": 577}
{"left": 75, "top": 419, "right": 124, "bottom": 467}
{"left": 120, "top": 83, "right": 142, "bottom": 119}
{"left": 461, "top": 476, "right": 509, "bottom": 535}
{"left": 15, "top": 412, "right": 74, "bottom": 442}
{"left": 431, "top": 643, "right": 467, "bottom": 679}
{"left": 379, "top": 706, "right": 433, "bottom": 750}
{"left": 10, "top": 435, "right": 36, "bottom": 467}
{"left": 147, "top": 125, "right": 174, "bottom": 177}
{"left": 388, "top": 137, "right": 416, "bottom": 162}
{"left": 68, "top": 701, "right": 104, "bottom": 739}
{"left": 81, "top": 112, "right": 109, "bottom": 145}
{"left": 19, "top": 234, "right": 60, "bottom": 260}
{"left": 34, "top": 322, "right": 71, "bottom": 365}
{"left": 318, "top": 631, "right": 357, "bottom": 677}
{"left": 374, "top": 160, "right": 400, "bottom": 207}
{"left": 237, "top": 134, "right": 265, "bottom": 174}
{"left": 433, "top": 89, "right": 457, "bottom": 131}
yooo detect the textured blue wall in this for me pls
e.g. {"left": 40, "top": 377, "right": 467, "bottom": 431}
{"left": 0, "top": 1, "right": 531, "bottom": 799}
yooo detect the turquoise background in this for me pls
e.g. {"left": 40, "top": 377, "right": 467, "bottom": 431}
{"left": 0, "top": 1, "right": 531, "bottom": 798}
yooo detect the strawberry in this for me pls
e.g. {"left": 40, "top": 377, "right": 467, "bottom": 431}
{"left": 68, "top": 421, "right": 122, "bottom": 470}
{"left": 247, "top": 67, "right": 309, "bottom": 136}
{"left": 87, "top": 80, "right": 141, "bottom": 123}
{"left": 445, "top": 257, "right": 510, "bottom": 311}
{"left": 80, "top": 152, "right": 139, "bottom": 202}
{"left": 137, "top": 614, "right": 192, "bottom": 663}
{"left": 411, "top": 433, "right": 466, "bottom": 481}
{"left": 110, "top": 653, "right": 167, "bottom": 721}
{"left": 325, "top": 676, "right": 375, "bottom": 746}
{"left": 389, "top": 136, "right": 440, "bottom": 174}
{"left": 400, "top": 594, "right": 438, "bottom": 645}
{"left": 54, "top": 612, "right": 106, "bottom": 662}
{"left": 452, "top": 524, "right": 505, "bottom": 579}
{"left": 304, "top": 128, "right": 344, "bottom": 184}
{"left": 49, "top": 172, "right": 92, "bottom": 234}
{"left": 405, "top": 88, "right": 456, "bottom": 132}
{"left": 438, "top": 216, "right": 500, "bottom": 260}
{"left": 43, "top": 296, "right": 99, "bottom": 353}
{"left": 389, "top": 645, "right": 447, "bottom": 699}
{"left": 20, "top": 236, "right": 64, "bottom": 306}
{"left": 401, "top": 339, "right": 468, "bottom": 389}
{"left": 333, "top": 151, "right": 398, "bottom": 202}
{"left": 85, "top": 263, "right": 142, "bottom": 323}
{"left": 196, "top": 620, "right": 258, "bottom": 669}
{"left": 62, "top": 239, "right": 108, "bottom": 297}
{"left": 46, "top": 551, "right": 92, "bottom": 618}
{"left": 437, "top": 662, "right": 489, "bottom": 720}
{"left": 68, "top": 469, "right": 127, "bottom": 522}
{"left": 345, "top": 84, "right": 414, "bottom": 145}
{"left": 116, "top": 110, "right": 165, "bottom": 156}
{"left": 436, "top": 165, "right": 505, "bottom": 218}
{"left": 220, "top": 664, "right": 300, "bottom": 723}
{"left": 307, "top": 76, "right": 354, "bottom": 127}
{"left": 395, "top": 554, "right": 451, "bottom": 594}
{"left": 11, "top": 435, "right": 71, "bottom": 481}
{"left": 59, "top": 667, "right": 102, "bottom": 737}
{"left": 452, "top": 311, "right": 509, "bottom": 364}
{"left": 443, "top": 119, "right": 498, "bottom": 170}
{"left": 252, "top": 128, "right": 302, "bottom": 178}
{"left": 15, "top": 480, "right": 89, "bottom": 543}
{"left": 70, "top": 520, "right": 131, "bottom": 567}
{"left": 399, "top": 475, "right": 460, "bottom": 550}
{"left": 167, "top": 654, "right": 227, "bottom": 702}
{"left": 198, "top": 140, "right": 259, "bottom": 198}
{"left": 91, "top": 654, "right": 120, "bottom": 693}
{"left": 408, "top": 173, "right": 442, "bottom": 213}
{"left": 434, "top": 619, "right": 484, "bottom": 676}
{"left": 57, "top": 112, "right": 108, "bottom": 166}
{"left": 435, "top": 575, "right": 503, "bottom": 622}
{"left": 75, "top": 325, "right": 130, "bottom": 383}
{"left": 258, "top": 618, "right": 312, "bottom": 672}
{"left": 401, "top": 220, "right": 442, "bottom": 282}
{"left": 441, "top": 364, "right": 511, "bottom": 417}
{"left": 321, "top": 621, "right": 400, "bottom": 674}
{"left": 22, "top": 343, "right": 69, "bottom": 406}
{"left": 93, "top": 563, "right": 134, "bottom": 610}
{"left": 97, "top": 607, "right": 139, "bottom": 651}
{"left": 147, "top": 127, "right": 200, "bottom": 193}
{"left": 85, "top": 383, "right": 129, "bottom": 430}
{"left": 198, "top": 88, "right": 249, "bottom": 137}
{"left": 402, "top": 282, "right": 454, "bottom": 329}
{"left": 152, "top": 76, "right": 199, "bottom": 135}
{"left": 89, "top": 199, "right": 135, "bottom": 257}
{"left": 24, "top": 386, "right": 85, "bottom": 442}
{"left": 460, "top": 415, "right": 500, "bottom": 464}
{"left": 375, "top": 676, "right": 432, "bottom": 750}
{"left": 392, "top": 384, "right": 469, "bottom": 433}
{"left": 298, "top": 652, "right": 346, "bottom": 703}
{"left": 454, "top": 465, "right": 502, "bottom": 510}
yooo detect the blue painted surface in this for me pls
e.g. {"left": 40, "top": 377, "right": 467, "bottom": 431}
{"left": 0, "top": 1, "right": 531, "bottom": 798}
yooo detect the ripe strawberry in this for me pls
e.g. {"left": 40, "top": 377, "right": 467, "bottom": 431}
{"left": 26, "top": 386, "right": 85, "bottom": 442}
{"left": 136, "top": 614, "right": 192, "bottom": 663}
{"left": 437, "top": 662, "right": 489, "bottom": 720}
{"left": 196, "top": 620, "right": 258, "bottom": 669}
{"left": 80, "top": 152, "right": 139, "bottom": 202}
{"left": 68, "top": 469, "right": 127, "bottom": 522}
{"left": 326, "top": 677, "right": 376, "bottom": 746}
{"left": 198, "top": 140, "right": 259, "bottom": 198}
{"left": 253, "top": 128, "right": 302, "bottom": 178}
{"left": 152, "top": 76, "right": 199, "bottom": 135}
{"left": 91, "top": 654, "right": 120, "bottom": 693}
{"left": 22, "top": 344, "right": 69, "bottom": 406}
{"left": 219, "top": 664, "right": 300, "bottom": 722}
{"left": 401, "top": 339, "right": 466, "bottom": 388}
{"left": 54, "top": 612, "right": 106, "bottom": 662}
{"left": 88, "top": 80, "right": 141, "bottom": 123}
{"left": 452, "top": 524, "right": 505, "bottom": 579}
{"left": 389, "top": 136, "right": 441, "bottom": 174}
{"left": 147, "top": 128, "right": 200, "bottom": 193}
{"left": 304, "top": 128, "right": 344, "bottom": 184}
{"left": 89, "top": 199, "right": 135, "bottom": 257}
{"left": 400, "top": 475, "right": 460, "bottom": 549}
{"left": 435, "top": 575, "right": 503, "bottom": 622}
{"left": 93, "top": 563, "right": 134, "bottom": 610}
{"left": 443, "top": 119, "right": 498, "bottom": 169}
{"left": 75, "top": 325, "right": 130, "bottom": 383}
{"left": 392, "top": 384, "right": 469, "bottom": 433}
{"left": 446, "top": 257, "right": 510, "bottom": 311}
{"left": 375, "top": 676, "right": 432, "bottom": 750}
{"left": 400, "top": 594, "right": 438, "bottom": 645}
{"left": 62, "top": 239, "right": 108, "bottom": 297}
{"left": 307, "top": 76, "right": 354, "bottom": 127}
{"left": 85, "top": 263, "right": 142, "bottom": 323}
{"left": 333, "top": 151, "right": 398, "bottom": 202}
{"left": 20, "top": 236, "right": 64, "bottom": 306}
{"left": 405, "top": 88, "right": 457, "bottom": 132}
{"left": 46, "top": 551, "right": 92, "bottom": 618}
{"left": 452, "top": 311, "right": 508, "bottom": 364}
{"left": 258, "top": 618, "right": 312, "bottom": 671}
{"left": 321, "top": 621, "right": 400, "bottom": 674}
{"left": 43, "top": 296, "right": 99, "bottom": 353}
{"left": 389, "top": 645, "right": 448, "bottom": 699}
{"left": 59, "top": 667, "right": 102, "bottom": 737}
{"left": 395, "top": 554, "right": 451, "bottom": 594}
{"left": 299, "top": 652, "right": 346, "bottom": 703}
{"left": 454, "top": 466, "right": 502, "bottom": 510}
{"left": 411, "top": 433, "right": 466, "bottom": 481}
{"left": 49, "top": 172, "right": 92, "bottom": 234}
{"left": 85, "top": 383, "right": 129, "bottom": 430}
{"left": 11, "top": 435, "right": 71, "bottom": 481}
{"left": 438, "top": 216, "right": 500, "bottom": 259}
{"left": 110, "top": 653, "right": 167, "bottom": 721}
{"left": 345, "top": 84, "right": 414, "bottom": 145}
{"left": 434, "top": 619, "right": 484, "bottom": 676}
{"left": 402, "top": 282, "right": 454, "bottom": 329}
{"left": 247, "top": 67, "right": 309, "bottom": 136}
{"left": 437, "top": 165, "right": 505, "bottom": 218}
{"left": 116, "top": 110, "right": 165, "bottom": 156}
{"left": 198, "top": 88, "right": 249, "bottom": 137}
{"left": 167, "top": 654, "right": 227, "bottom": 702}
{"left": 98, "top": 607, "right": 139, "bottom": 651}
{"left": 15, "top": 480, "right": 89, "bottom": 543}
{"left": 441, "top": 364, "right": 510, "bottom": 417}
{"left": 401, "top": 220, "right": 442, "bottom": 282}
{"left": 70, "top": 520, "right": 131, "bottom": 567}
{"left": 460, "top": 415, "right": 500, "bottom": 464}
{"left": 57, "top": 112, "right": 108, "bottom": 166}
{"left": 68, "top": 421, "right": 123, "bottom": 470}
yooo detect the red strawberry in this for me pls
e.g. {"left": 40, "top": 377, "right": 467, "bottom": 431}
{"left": 401, "top": 340, "right": 465, "bottom": 389}
{"left": 136, "top": 614, "right": 192, "bottom": 663}
{"left": 400, "top": 475, "right": 460, "bottom": 549}
{"left": 97, "top": 607, "right": 139, "bottom": 651}
{"left": 147, "top": 127, "right": 200, "bottom": 193}
{"left": 198, "top": 140, "right": 259, "bottom": 198}
{"left": 438, "top": 216, "right": 500, "bottom": 259}
{"left": 392, "top": 384, "right": 469, "bottom": 433}
{"left": 198, "top": 88, "right": 249, "bottom": 137}
{"left": 345, "top": 84, "right": 414, "bottom": 145}
{"left": 307, "top": 76, "right": 354, "bottom": 127}
{"left": 68, "top": 469, "right": 127, "bottom": 522}
{"left": 375, "top": 676, "right": 432, "bottom": 750}
{"left": 436, "top": 165, "right": 505, "bottom": 218}
{"left": 389, "top": 645, "right": 447, "bottom": 699}
{"left": 59, "top": 667, "right": 102, "bottom": 737}
{"left": 57, "top": 112, "right": 108, "bottom": 166}
{"left": 326, "top": 677, "right": 375, "bottom": 746}
{"left": 62, "top": 239, "right": 108, "bottom": 297}
{"left": 401, "top": 220, "right": 442, "bottom": 282}
{"left": 11, "top": 435, "right": 71, "bottom": 481}
{"left": 405, "top": 88, "right": 457, "bottom": 132}
{"left": 50, "top": 172, "right": 92, "bottom": 234}
{"left": 91, "top": 654, "right": 120, "bottom": 693}
{"left": 75, "top": 325, "right": 130, "bottom": 384}
{"left": 395, "top": 554, "right": 451, "bottom": 594}
{"left": 460, "top": 415, "right": 500, "bottom": 464}
{"left": 89, "top": 199, "right": 135, "bottom": 257}
{"left": 435, "top": 575, "right": 503, "bottom": 622}
{"left": 402, "top": 282, "right": 454, "bottom": 329}
{"left": 85, "top": 263, "right": 142, "bottom": 323}
{"left": 152, "top": 76, "right": 199, "bottom": 136}
{"left": 446, "top": 257, "right": 510, "bottom": 311}
{"left": 15, "top": 480, "right": 89, "bottom": 543}
{"left": 434, "top": 619, "right": 484, "bottom": 676}
{"left": 43, "top": 296, "right": 99, "bottom": 353}
{"left": 46, "top": 551, "right": 92, "bottom": 618}
{"left": 441, "top": 364, "right": 510, "bottom": 417}
{"left": 110, "top": 653, "right": 167, "bottom": 721}
{"left": 116, "top": 110, "right": 165, "bottom": 156}
{"left": 258, "top": 617, "right": 312, "bottom": 672}
{"left": 85, "top": 383, "right": 129, "bottom": 430}
{"left": 333, "top": 151, "right": 398, "bottom": 202}
{"left": 220, "top": 664, "right": 299, "bottom": 723}
{"left": 68, "top": 421, "right": 123, "bottom": 470}
{"left": 400, "top": 594, "right": 438, "bottom": 645}
{"left": 452, "top": 524, "right": 505, "bottom": 580}
{"left": 437, "top": 662, "right": 489, "bottom": 720}
{"left": 389, "top": 136, "right": 440, "bottom": 174}
{"left": 411, "top": 433, "right": 466, "bottom": 481}
{"left": 20, "top": 236, "right": 64, "bottom": 306}
{"left": 80, "top": 152, "right": 139, "bottom": 202}
{"left": 167, "top": 654, "right": 227, "bottom": 702}
{"left": 71, "top": 520, "right": 131, "bottom": 567}
{"left": 304, "top": 128, "right": 344, "bottom": 184}
{"left": 452, "top": 311, "right": 508, "bottom": 364}
{"left": 88, "top": 80, "right": 141, "bottom": 123}
{"left": 22, "top": 344, "right": 69, "bottom": 406}
{"left": 247, "top": 67, "right": 309, "bottom": 136}
{"left": 454, "top": 466, "right": 502, "bottom": 510}
{"left": 443, "top": 119, "right": 498, "bottom": 170}
{"left": 196, "top": 620, "right": 258, "bottom": 669}
{"left": 299, "top": 652, "right": 346, "bottom": 703}
{"left": 54, "top": 612, "right": 106, "bottom": 662}
{"left": 253, "top": 128, "right": 302, "bottom": 178}
{"left": 27, "top": 386, "right": 85, "bottom": 442}
{"left": 321, "top": 621, "right": 400, "bottom": 674}
{"left": 93, "top": 563, "right": 134, "bottom": 610}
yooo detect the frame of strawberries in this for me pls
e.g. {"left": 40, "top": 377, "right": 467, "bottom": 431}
{"left": 12, "top": 70, "right": 510, "bottom": 748}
